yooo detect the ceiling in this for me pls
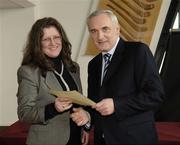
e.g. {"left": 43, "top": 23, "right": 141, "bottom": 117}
{"left": 0, "top": 0, "right": 35, "bottom": 9}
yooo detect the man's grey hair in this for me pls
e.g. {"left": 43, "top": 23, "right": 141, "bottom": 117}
{"left": 87, "top": 9, "right": 119, "bottom": 26}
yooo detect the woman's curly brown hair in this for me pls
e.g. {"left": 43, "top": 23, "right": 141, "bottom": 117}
{"left": 21, "top": 17, "right": 77, "bottom": 73}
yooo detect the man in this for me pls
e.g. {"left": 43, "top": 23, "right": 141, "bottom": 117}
{"left": 71, "top": 9, "right": 164, "bottom": 145}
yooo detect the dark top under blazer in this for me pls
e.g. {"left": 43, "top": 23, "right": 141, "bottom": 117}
{"left": 88, "top": 38, "right": 164, "bottom": 145}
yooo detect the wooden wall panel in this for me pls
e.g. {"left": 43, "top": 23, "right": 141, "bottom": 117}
{"left": 85, "top": 0, "right": 162, "bottom": 55}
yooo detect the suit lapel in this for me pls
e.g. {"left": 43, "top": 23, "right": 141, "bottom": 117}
{"left": 97, "top": 54, "right": 103, "bottom": 87}
{"left": 92, "top": 54, "right": 103, "bottom": 88}
{"left": 45, "top": 71, "right": 63, "bottom": 90}
{"left": 102, "top": 39, "right": 125, "bottom": 84}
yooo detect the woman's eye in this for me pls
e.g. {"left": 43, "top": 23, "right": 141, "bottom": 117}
{"left": 42, "top": 38, "right": 49, "bottom": 41}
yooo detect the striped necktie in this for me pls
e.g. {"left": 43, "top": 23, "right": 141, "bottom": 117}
{"left": 103, "top": 53, "right": 111, "bottom": 78}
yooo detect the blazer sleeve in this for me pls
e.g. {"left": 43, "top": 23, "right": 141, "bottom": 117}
{"left": 16, "top": 65, "right": 46, "bottom": 124}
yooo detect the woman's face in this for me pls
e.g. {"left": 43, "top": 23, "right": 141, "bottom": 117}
{"left": 41, "top": 26, "right": 62, "bottom": 58}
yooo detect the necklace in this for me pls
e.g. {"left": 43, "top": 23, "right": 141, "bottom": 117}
{"left": 54, "top": 62, "right": 70, "bottom": 91}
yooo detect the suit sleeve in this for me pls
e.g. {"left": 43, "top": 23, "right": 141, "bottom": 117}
{"left": 114, "top": 43, "right": 165, "bottom": 120}
{"left": 86, "top": 60, "right": 98, "bottom": 126}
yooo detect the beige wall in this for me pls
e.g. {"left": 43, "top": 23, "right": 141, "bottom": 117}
{"left": 0, "top": 12, "right": 2, "bottom": 123}
{"left": 0, "top": 0, "right": 171, "bottom": 126}
{"left": 0, "top": 0, "right": 94, "bottom": 126}
{"left": 0, "top": 7, "right": 36, "bottom": 125}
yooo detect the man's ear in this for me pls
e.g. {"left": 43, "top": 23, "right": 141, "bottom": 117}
{"left": 116, "top": 24, "right": 120, "bottom": 35}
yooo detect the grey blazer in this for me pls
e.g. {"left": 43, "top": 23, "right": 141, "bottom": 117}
{"left": 16, "top": 64, "right": 82, "bottom": 145}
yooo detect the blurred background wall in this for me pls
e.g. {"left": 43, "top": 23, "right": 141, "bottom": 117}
{"left": 0, "top": 0, "right": 171, "bottom": 126}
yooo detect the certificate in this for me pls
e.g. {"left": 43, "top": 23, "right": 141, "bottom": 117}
{"left": 50, "top": 90, "right": 96, "bottom": 106}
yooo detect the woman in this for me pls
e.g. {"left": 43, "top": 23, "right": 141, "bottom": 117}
{"left": 16, "top": 17, "right": 88, "bottom": 145}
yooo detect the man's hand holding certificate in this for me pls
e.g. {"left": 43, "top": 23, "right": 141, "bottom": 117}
{"left": 50, "top": 90, "right": 96, "bottom": 106}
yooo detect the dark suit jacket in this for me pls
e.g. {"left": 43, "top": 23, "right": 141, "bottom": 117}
{"left": 88, "top": 38, "right": 164, "bottom": 145}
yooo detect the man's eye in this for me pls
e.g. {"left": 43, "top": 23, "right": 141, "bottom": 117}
{"left": 103, "top": 27, "right": 110, "bottom": 32}
{"left": 90, "top": 29, "right": 96, "bottom": 33}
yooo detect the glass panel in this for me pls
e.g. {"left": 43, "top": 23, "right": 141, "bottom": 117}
{"left": 173, "top": 12, "right": 179, "bottom": 29}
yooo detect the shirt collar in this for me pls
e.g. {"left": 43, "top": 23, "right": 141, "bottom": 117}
{"left": 102, "top": 37, "right": 120, "bottom": 57}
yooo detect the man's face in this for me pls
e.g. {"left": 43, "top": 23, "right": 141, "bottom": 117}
{"left": 88, "top": 13, "right": 120, "bottom": 52}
